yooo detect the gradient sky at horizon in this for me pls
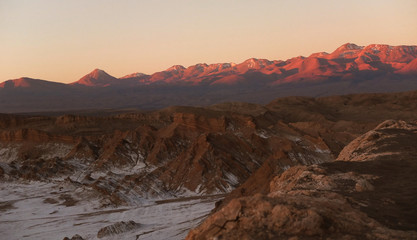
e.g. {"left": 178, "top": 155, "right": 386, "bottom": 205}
{"left": 1, "top": 0, "right": 416, "bottom": 83}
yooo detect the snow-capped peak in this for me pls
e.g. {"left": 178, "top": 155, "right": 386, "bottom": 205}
{"left": 335, "top": 43, "right": 364, "bottom": 52}
{"left": 120, "top": 72, "right": 147, "bottom": 79}
{"left": 242, "top": 58, "right": 272, "bottom": 68}
{"left": 167, "top": 65, "right": 186, "bottom": 72}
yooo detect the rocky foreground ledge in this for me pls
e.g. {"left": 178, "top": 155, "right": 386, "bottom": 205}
{"left": 186, "top": 120, "right": 417, "bottom": 240}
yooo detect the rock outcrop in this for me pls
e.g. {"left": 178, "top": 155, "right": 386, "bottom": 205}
{"left": 63, "top": 234, "right": 84, "bottom": 240}
{"left": 97, "top": 221, "right": 141, "bottom": 238}
{"left": 186, "top": 120, "right": 417, "bottom": 239}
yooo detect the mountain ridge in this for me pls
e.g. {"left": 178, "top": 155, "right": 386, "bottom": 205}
{"left": 3, "top": 43, "right": 417, "bottom": 88}
{"left": 1, "top": 43, "right": 417, "bottom": 113}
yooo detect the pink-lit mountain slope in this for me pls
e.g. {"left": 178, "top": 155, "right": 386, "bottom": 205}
{"left": 0, "top": 77, "right": 67, "bottom": 90}
{"left": 397, "top": 58, "right": 417, "bottom": 74}
{"left": 70, "top": 69, "right": 120, "bottom": 87}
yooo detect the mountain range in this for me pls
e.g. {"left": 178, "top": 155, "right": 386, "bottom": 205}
{"left": 1, "top": 43, "right": 417, "bottom": 112}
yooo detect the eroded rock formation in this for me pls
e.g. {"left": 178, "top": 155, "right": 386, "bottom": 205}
{"left": 186, "top": 120, "right": 417, "bottom": 239}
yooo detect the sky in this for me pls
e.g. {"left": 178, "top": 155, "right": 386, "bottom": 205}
{"left": 1, "top": 0, "right": 416, "bottom": 83}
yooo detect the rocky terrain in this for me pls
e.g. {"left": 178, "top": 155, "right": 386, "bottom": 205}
{"left": 186, "top": 120, "right": 417, "bottom": 239}
{"left": 1, "top": 90, "right": 417, "bottom": 239}
{"left": 1, "top": 43, "right": 417, "bottom": 112}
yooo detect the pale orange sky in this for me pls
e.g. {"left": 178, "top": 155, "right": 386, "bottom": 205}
{"left": 1, "top": 0, "right": 416, "bottom": 83}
